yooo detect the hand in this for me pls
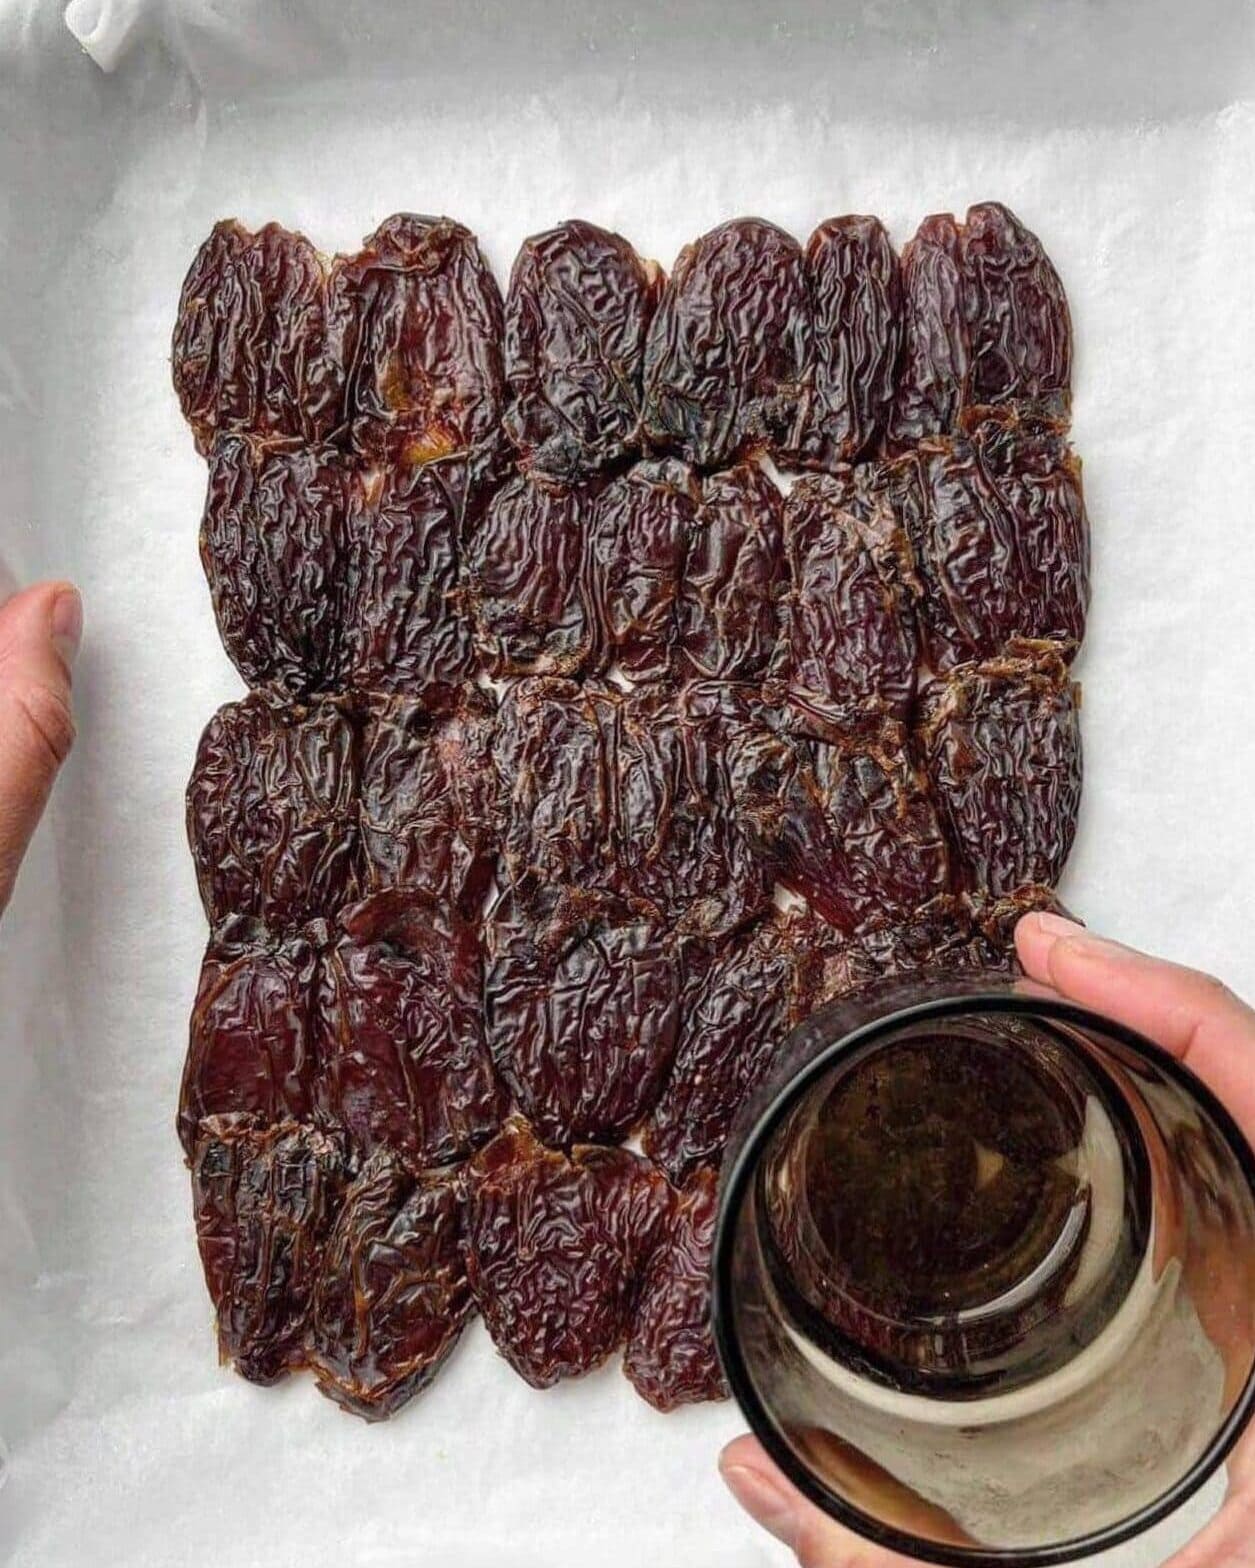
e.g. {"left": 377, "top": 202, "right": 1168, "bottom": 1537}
{"left": 720, "top": 911, "right": 1255, "bottom": 1567}
{"left": 0, "top": 580, "right": 80, "bottom": 918}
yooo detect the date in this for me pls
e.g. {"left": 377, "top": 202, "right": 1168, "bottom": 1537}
{"left": 917, "top": 643, "right": 1082, "bottom": 896}
{"left": 462, "top": 1119, "right": 669, "bottom": 1387}
{"left": 310, "top": 1150, "right": 472, "bottom": 1420}
{"left": 191, "top": 1117, "right": 346, "bottom": 1384}
{"left": 186, "top": 696, "right": 358, "bottom": 929}
{"left": 200, "top": 435, "right": 347, "bottom": 697}
{"left": 643, "top": 218, "right": 812, "bottom": 468}
{"left": 318, "top": 892, "right": 505, "bottom": 1167}
{"left": 503, "top": 219, "right": 662, "bottom": 476}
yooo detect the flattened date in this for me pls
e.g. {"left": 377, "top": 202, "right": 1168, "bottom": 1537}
{"left": 463, "top": 1119, "right": 669, "bottom": 1387}
{"left": 504, "top": 220, "right": 662, "bottom": 477}
{"left": 624, "top": 1166, "right": 727, "bottom": 1411}
{"left": 643, "top": 218, "right": 812, "bottom": 468}
{"left": 186, "top": 695, "right": 358, "bottom": 929}
{"left": 318, "top": 893, "right": 505, "bottom": 1167}
{"left": 917, "top": 643, "right": 1082, "bottom": 896}
{"left": 178, "top": 917, "right": 319, "bottom": 1157}
{"left": 325, "top": 214, "right": 504, "bottom": 465}
{"left": 310, "top": 1150, "right": 472, "bottom": 1420}
{"left": 172, "top": 220, "right": 337, "bottom": 453}
{"left": 191, "top": 1117, "right": 345, "bottom": 1384}
{"left": 484, "top": 892, "right": 681, "bottom": 1146}
{"left": 200, "top": 435, "right": 347, "bottom": 697}
{"left": 358, "top": 687, "right": 498, "bottom": 918}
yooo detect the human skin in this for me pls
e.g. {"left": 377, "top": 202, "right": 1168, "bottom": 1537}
{"left": 720, "top": 911, "right": 1255, "bottom": 1568}
{"left": 0, "top": 579, "right": 81, "bottom": 916}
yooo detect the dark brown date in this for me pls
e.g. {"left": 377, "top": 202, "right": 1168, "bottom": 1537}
{"left": 773, "top": 471, "right": 918, "bottom": 735}
{"left": 503, "top": 219, "right": 662, "bottom": 476}
{"left": 888, "top": 204, "right": 1071, "bottom": 447}
{"left": 961, "top": 202, "right": 1071, "bottom": 416}
{"left": 358, "top": 686, "right": 498, "bottom": 919}
{"left": 642, "top": 914, "right": 806, "bottom": 1184}
{"left": 324, "top": 214, "right": 504, "bottom": 465}
{"left": 318, "top": 893, "right": 505, "bottom": 1167}
{"left": 677, "top": 463, "right": 786, "bottom": 681}
{"left": 462, "top": 1119, "right": 669, "bottom": 1387}
{"left": 798, "top": 215, "right": 902, "bottom": 469}
{"left": 589, "top": 459, "right": 697, "bottom": 682}
{"left": 624, "top": 1165, "right": 727, "bottom": 1411}
{"left": 178, "top": 917, "right": 319, "bottom": 1158}
{"left": 191, "top": 1117, "right": 346, "bottom": 1384}
{"left": 200, "top": 435, "right": 347, "bottom": 697}
{"left": 643, "top": 218, "right": 812, "bottom": 468}
{"left": 186, "top": 696, "right": 358, "bottom": 929}
{"left": 172, "top": 220, "right": 337, "bottom": 454}
{"left": 492, "top": 678, "right": 616, "bottom": 902}
{"left": 892, "top": 408, "right": 1088, "bottom": 669}
{"left": 466, "top": 470, "right": 599, "bottom": 677}
{"left": 917, "top": 644, "right": 1082, "bottom": 897}
{"left": 483, "top": 891, "right": 681, "bottom": 1147}
{"left": 310, "top": 1150, "right": 471, "bottom": 1421}
{"left": 339, "top": 460, "right": 477, "bottom": 702}
{"left": 614, "top": 681, "right": 773, "bottom": 940}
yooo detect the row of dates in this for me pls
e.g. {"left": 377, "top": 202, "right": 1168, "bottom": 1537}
{"left": 199, "top": 408, "right": 1087, "bottom": 715}
{"left": 174, "top": 205, "right": 1071, "bottom": 477}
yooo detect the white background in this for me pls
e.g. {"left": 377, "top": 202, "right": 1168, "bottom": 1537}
{"left": 1, "top": 1, "right": 1253, "bottom": 1563}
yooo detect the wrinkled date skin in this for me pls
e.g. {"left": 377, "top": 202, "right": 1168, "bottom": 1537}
{"left": 191, "top": 1117, "right": 346, "bottom": 1384}
{"left": 762, "top": 719, "right": 951, "bottom": 936}
{"left": 358, "top": 687, "right": 498, "bottom": 919}
{"left": 493, "top": 678, "right": 617, "bottom": 901}
{"left": 643, "top": 914, "right": 807, "bottom": 1184}
{"left": 462, "top": 1119, "right": 670, "bottom": 1387}
{"left": 678, "top": 463, "right": 785, "bottom": 681}
{"left": 172, "top": 220, "right": 338, "bottom": 454}
{"left": 918, "top": 644, "right": 1082, "bottom": 897}
{"left": 325, "top": 214, "right": 504, "bottom": 465}
{"left": 893, "top": 408, "right": 1089, "bottom": 670}
{"left": 889, "top": 203, "right": 1071, "bottom": 448}
{"left": 624, "top": 1166, "right": 728, "bottom": 1411}
{"left": 466, "top": 470, "right": 600, "bottom": 677}
{"left": 178, "top": 917, "right": 319, "bottom": 1157}
{"left": 186, "top": 696, "right": 358, "bottom": 929}
{"left": 798, "top": 215, "right": 903, "bottom": 469}
{"left": 589, "top": 459, "right": 697, "bottom": 682}
{"left": 200, "top": 435, "right": 348, "bottom": 697}
{"left": 339, "top": 459, "right": 477, "bottom": 701}
{"left": 614, "top": 682, "right": 773, "bottom": 940}
{"left": 318, "top": 893, "right": 505, "bottom": 1167}
{"left": 483, "top": 892, "right": 681, "bottom": 1146}
{"left": 503, "top": 220, "right": 663, "bottom": 477}
{"left": 643, "top": 218, "right": 812, "bottom": 469}
{"left": 773, "top": 472, "right": 918, "bottom": 735}
{"left": 310, "top": 1150, "right": 472, "bottom": 1420}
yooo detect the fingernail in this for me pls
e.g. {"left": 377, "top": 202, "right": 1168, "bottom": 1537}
{"left": 1061, "top": 931, "right": 1137, "bottom": 961}
{"left": 720, "top": 1463, "right": 799, "bottom": 1549}
{"left": 51, "top": 589, "right": 82, "bottom": 670}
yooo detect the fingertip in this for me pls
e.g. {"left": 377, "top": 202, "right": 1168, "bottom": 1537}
{"left": 1013, "top": 909, "right": 1085, "bottom": 981}
{"left": 0, "top": 579, "right": 83, "bottom": 677}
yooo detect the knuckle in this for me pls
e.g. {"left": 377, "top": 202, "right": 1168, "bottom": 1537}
{"left": 3, "top": 679, "right": 76, "bottom": 773}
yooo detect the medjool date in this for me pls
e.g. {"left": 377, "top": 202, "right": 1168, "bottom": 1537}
{"left": 643, "top": 218, "right": 812, "bottom": 468}
{"left": 503, "top": 219, "right": 662, "bottom": 476}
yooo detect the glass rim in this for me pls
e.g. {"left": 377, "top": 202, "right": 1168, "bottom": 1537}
{"left": 710, "top": 981, "right": 1255, "bottom": 1568}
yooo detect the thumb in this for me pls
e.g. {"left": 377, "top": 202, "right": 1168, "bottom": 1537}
{"left": 0, "top": 580, "right": 81, "bottom": 916}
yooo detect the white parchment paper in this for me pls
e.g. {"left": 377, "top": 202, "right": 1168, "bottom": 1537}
{"left": 2, "top": 2, "right": 1254, "bottom": 1563}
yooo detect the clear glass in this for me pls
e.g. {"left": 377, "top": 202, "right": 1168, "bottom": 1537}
{"left": 712, "top": 972, "right": 1255, "bottom": 1565}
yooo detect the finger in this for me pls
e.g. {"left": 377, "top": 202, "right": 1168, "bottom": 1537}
{"left": 0, "top": 580, "right": 81, "bottom": 915}
{"left": 1015, "top": 912, "right": 1255, "bottom": 1138}
{"left": 720, "top": 1435, "right": 917, "bottom": 1567}
{"left": 1162, "top": 1482, "right": 1255, "bottom": 1568}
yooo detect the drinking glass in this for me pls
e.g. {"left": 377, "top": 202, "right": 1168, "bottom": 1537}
{"left": 712, "top": 971, "right": 1255, "bottom": 1564}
